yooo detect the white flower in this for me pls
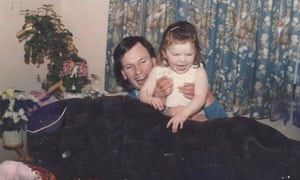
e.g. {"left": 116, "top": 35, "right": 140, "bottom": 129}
{"left": 0, "top": 88, "right": 36, "bottom": 130}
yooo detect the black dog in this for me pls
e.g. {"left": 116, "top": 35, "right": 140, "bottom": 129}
{"left": 27, "top": 96, "right": 300, "bottom": 180}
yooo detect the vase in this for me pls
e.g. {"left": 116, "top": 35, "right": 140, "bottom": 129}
{"left": 2, "top": 129, "right": 23, "bottom": 148}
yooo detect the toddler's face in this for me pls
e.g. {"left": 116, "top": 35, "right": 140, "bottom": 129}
{"left": 164, "top": 41, "right": 196, "bottom": 74}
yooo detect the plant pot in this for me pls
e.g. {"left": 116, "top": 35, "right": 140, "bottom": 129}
{"left": 2, "top": 129, "right": 23, "bottom": 148}
{"left": 64, "top": 92, "right": 84, "bottom": 99}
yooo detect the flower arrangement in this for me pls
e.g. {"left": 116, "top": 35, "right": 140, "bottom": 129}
{"left": 61, "top": 56, "right": 89, "bottom": 93}
{"left": 16, "top": 4, "right": 90, "bottom": 94}
{"left": 0, "top": 89, "right": 38, "bottom": 135}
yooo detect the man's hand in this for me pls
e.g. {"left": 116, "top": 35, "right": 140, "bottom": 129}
{"left": 178, "top": 82, "right": 195, "bottom": 99}
{"left": 154, "top": 76, "right": 173, "bottom": 99}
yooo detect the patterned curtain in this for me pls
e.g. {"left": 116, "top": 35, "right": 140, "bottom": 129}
{"left": 105, "top": 0, "right": 300, "bottom": 126}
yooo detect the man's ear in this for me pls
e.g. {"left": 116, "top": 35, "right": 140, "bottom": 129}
{"left": 121, "top": 70, "right": 127, "bottom": 80}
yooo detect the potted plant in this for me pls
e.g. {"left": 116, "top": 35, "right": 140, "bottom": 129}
{"left": 0, "top": 89, "right": 38, "bottom": 148}
{"left": 16, "top": 4, "right": 89, "bottom": 94}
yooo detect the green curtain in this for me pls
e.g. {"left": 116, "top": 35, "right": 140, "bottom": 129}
{"left": 105, "top": 0, "right": 300, "bottom": 126}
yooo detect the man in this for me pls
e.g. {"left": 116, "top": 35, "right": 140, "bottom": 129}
{"left": 113, "top": 36, "right": 227, "bottom": 120}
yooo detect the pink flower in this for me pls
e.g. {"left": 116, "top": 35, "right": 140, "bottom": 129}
{"left": 62, "top": 59, "right": 75, "bottom": 76}
{"left": 61, "top": 58, "right": 89, "bottom": 92}
{"left": 77, "top": 62, "right": 88, "bottom": 77}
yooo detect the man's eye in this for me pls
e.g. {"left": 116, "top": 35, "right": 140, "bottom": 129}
{"left": 172, "top": 53, "right": 179, "bottom": 56}
{"left": 124, "top": 66, "right": 133, "bottom": 70}
{"left": 141, "top": 58, "right": 151, "bottom": 64}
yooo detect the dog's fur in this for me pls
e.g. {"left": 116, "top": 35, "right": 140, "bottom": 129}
{"left": 27, "top": 96, "right": 300, "bottom": 180}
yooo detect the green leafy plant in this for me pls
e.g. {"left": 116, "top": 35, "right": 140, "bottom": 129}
{"left": 16, "top": 4, "right": 89, "bottom": 93}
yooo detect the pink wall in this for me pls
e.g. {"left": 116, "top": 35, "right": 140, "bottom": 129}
{"left": 0, "top": 0, "right": 109, "bottom": 91}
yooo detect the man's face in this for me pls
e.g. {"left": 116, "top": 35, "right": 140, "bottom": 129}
{"left": 121, "top": 42, "right": 156, "bottom": 90}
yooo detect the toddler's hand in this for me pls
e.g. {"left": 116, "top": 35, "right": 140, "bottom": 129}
{"left": 166, "top": 112, "right": 188, "bottom": 133}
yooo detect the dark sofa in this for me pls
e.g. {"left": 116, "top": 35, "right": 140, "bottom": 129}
{"left": 27, "top": 96, "right": 300, "bottom": 180}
